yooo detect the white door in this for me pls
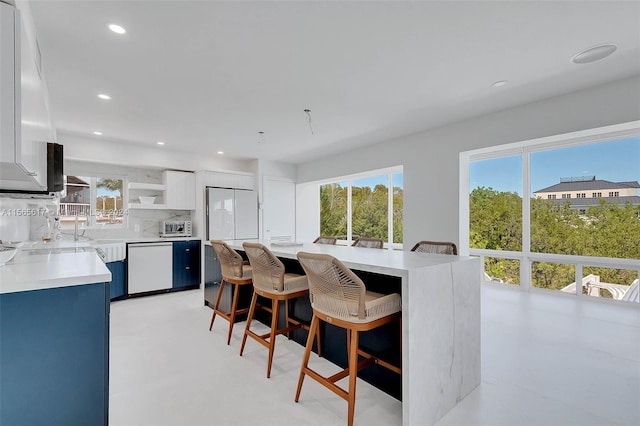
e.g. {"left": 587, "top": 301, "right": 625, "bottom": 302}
{"left": 234, "top": 189, "right": 258, "bottom": 239}
{"left": 263, "top": 178, "right": 295, "bottom": 241}
{"left": 207, "top": 188, "right": 235, "bottom": 240}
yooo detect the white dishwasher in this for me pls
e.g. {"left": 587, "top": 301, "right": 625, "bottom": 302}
{"left": 127, "top": 242, "right": 173, "bottom": 294}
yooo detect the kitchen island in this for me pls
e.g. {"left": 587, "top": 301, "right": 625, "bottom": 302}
{"left": 215, "top": 240, "right": 482, "bottom": 426}
{"left": 0, "top": 251, "right": 111, "bottom": 426}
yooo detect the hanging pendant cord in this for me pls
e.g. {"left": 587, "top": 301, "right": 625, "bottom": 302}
{"left": 304, "top": 109, "right": 314, "bottom": 135}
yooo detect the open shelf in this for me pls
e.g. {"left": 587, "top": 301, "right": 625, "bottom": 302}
{"left": 128, "top": 182, "right": 166, "bottom": 191}
{"left": 128, "top": 203, "right": 167, "bottom": 210}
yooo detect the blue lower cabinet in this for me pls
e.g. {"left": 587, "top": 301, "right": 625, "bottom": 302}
{"left": 0, "top": 282, "right": 109, "bottom": 425}
{"left": 107, "top": 260, "right": 126, "bottom": 300}
{"left": 172, "top": 240, "right": 201, "bottom": 289}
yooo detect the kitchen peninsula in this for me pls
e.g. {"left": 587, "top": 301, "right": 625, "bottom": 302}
{"left": 0, "top": 251, "right": 111, "bottom": 425}
{"left": 210, "top": 240, "right": 482, "bottom": 426}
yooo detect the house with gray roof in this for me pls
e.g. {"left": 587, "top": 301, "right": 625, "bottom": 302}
{"left": 533, "top": 176, "right": 640, "bottom": 212}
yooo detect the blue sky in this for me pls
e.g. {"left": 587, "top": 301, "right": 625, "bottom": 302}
{"left": 469, "top": 136, "right": 640, "bottom": 196}
{"left": 351, "top": 172, "right": 403, "bottom": 189}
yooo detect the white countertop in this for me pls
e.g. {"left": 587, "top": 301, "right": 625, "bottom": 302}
{"left": 125, "top": 237, "right": 201, "bottom": 243}
{"left": 0, "top": 251, "right": 111, "bottom": 295}
{"left": 221, "top": 239, "right": 473, "bottom": 277}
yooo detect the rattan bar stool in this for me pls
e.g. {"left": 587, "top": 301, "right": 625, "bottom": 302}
{"left": 313, "top": 236, "right": 337, "bottom": 245}
{"left": 295, "top": 252, "right": 401, "bottom": 426}
{"left": 410, "top": 240, "right": 457, "bottom": 255}
{"left": 351, "top": 237, "right": 384, "bottom": 249}
{"left": 209, "top": 240, "right": 254, "bottom": 345}
{"left": 240, "top": 242, "right": 318, "bottom": 378}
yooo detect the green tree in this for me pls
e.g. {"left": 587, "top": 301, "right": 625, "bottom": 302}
{"left": 470, "top": 186, "right": 640, "bottom": 289}
{"left": 469, "top": 187, "right": 522, "bottom": 251}
{"left": 320, "top": 183, "right": 347, "bottom": 238}
{"left": 96, "top": 178, "right": 122, "bottom": 195}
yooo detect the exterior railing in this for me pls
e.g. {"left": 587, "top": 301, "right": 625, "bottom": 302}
{"left": 470, "top": 248, "right": 640, "bottom": 303}
{"left": 59, "top": 203, "right": 91, "bottom": 217}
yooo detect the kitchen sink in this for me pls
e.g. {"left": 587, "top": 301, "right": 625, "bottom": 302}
{"left": 91, "top": 240, "right": 126, "bottom": 263}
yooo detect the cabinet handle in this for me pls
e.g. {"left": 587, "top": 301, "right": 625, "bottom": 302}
{"left": 185, "top": 266, "right": 190, "bottom": 270}
{"left": 185, "top": 248, "right": 190, "bottom": 252}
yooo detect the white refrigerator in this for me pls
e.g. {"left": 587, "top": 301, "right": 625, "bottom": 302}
{"left": 206, "top": 187, "right": 258, "bottom": 240}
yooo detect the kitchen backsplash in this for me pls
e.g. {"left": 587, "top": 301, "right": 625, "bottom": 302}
{"left": 10, "top": 160, "right": 195, "bottom": 242}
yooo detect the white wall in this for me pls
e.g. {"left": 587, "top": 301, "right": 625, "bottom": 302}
{"left": 296, "top": 75, "right": 640, "bottom": 248}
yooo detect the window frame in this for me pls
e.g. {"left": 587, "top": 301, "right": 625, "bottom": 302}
{"left": 318, "top": 166, "right": 403, "bottom": 249}
{"left": 60, "top": 175, "right": 128, "bottom": 229}
{"left": 460, "top": 120, "right": 640, "bottom": 300}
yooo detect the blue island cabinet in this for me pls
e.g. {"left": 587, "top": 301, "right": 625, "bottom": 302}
{"left": 107, "top": 259, "right": 126, "bottom": 300}
{"left": 0, "top": 282, "right": 109, "bottom": 426}
{"left": 172, "top": 240, "right": 201, "bottom": 289}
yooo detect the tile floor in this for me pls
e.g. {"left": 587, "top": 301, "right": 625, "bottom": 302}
{"left": 109, "top": 285, "right": 640, "bottom": 425}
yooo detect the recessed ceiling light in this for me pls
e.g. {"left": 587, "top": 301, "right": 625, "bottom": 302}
{"left": 93, "top": 131, "right": 103, "bottom": 135}
{"left": 217, "top": 151, "right": 224, "bottom": 155}
{"left": 157, "top": 141, "right": 165, "bottom": 145}
{"left": 571, "top": 44, "right": 617, "bottom": 64}
{"left": 108, "top": 24, "right": 126, "bottom": 34}
{"left": 492, "top": 80, "right": 508, "bottom": 87}
{"left": 97, "top": 93, "right": 111, "bottom": 100}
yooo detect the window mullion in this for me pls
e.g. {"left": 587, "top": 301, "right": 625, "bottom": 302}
{"left": 91, "top": 177, "right": 97, "bottom": 227}
{"left": 347, "top": 181, "right": 353, "bottom": 244}
{"left": 521, "top": 149, "right": 531, "bottom": 290}
{"left": 387, "top": 173, "right": 393, "bottom": 248}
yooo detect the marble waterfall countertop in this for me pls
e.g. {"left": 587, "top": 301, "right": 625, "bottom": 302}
{"left": 216, "top": 239, "right": 472, "bottom": 277}
{"left": 216, "top": 239, "right": 482, "bottom": 426}
{"left": 0, "top": 251, "right": 111, "bottom": 295}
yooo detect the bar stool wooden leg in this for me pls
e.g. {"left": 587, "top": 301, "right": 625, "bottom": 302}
{"left": 347, "top": 328, "right": 359, "bottom": 426}
{"left": 267, "top": 298, "right": 280, "bottom": 378}
{"left": 285, "top": 300, "right": 291, "bottom": 340}
{"left": 240, "top": 292, "right": 259, "bottom": 357}
{"left": 226, "top": 282, "right": 241, "bottom": 345}
{"left": 295, "top": 314, "right": 319, "bottom": 402}
{"left": 315, "top": 321, "right": 322, "bottom": 358}
{"left": 209, "top": 280, "right": 227, "bottom": 331}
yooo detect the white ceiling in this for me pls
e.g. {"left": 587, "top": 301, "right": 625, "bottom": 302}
{"left": 28, "top": 0, "right": 640, "bottom": 164}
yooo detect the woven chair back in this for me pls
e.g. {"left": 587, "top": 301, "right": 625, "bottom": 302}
{"left": 211, "top": 240, "right": 246, "bottom": 279}
{"left": 411, "top": 240, "right": 457, "bottom": 255}
{"left": 297, "top": 252, "right": 366, "bottom": 320}
{"left": 352, "top": 237, "right": 384, "bottom": 249}
{"left": 243, "top": 242, "right": 286, "bottom": 292}
{"left": 313, "top": 236, "right": 337, "bottom": 245}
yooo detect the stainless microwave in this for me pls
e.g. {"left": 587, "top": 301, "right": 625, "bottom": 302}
{"left": 160, "top": 220, "right": 192, "bottom": 237}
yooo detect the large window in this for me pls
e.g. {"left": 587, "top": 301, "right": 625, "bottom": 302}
{"left": 60, "top": 176, "right": 126, "bottom": 227}
{"left": 462, "top": 122, "right": 640, "bottom": 303}
{"left": 320, "top": 168, "right": 403, "bottom": 247}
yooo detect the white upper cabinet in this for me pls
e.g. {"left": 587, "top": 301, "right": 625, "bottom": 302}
{"left": 0, "top": 2, "right": 51, "bottom": 191}
{"left": 164, "top": 170, "right": 195, "bottom": 210}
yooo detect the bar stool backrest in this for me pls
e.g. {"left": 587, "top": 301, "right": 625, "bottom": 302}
{"left": 351, "top": 237, "right": 384, "bottom": 249}
{"left": 411, "top": 240, "right": 457, "bottom": 255}
{"left": 313, "top": 236, "right": 337, "bottom": 245}
{"left": 243, "top": 242, "right": 286, "bottom": 292}
{"left": 297, "top": 252, "right": 366, "bottom": 320}
{"left": 211, "top": 240, "right": 246, "bottom": 279}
